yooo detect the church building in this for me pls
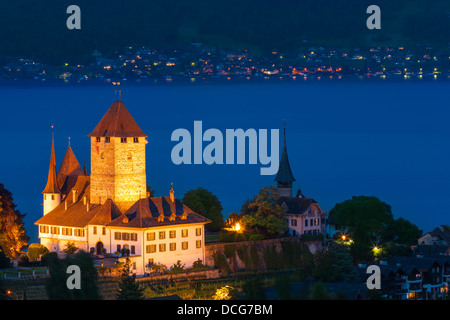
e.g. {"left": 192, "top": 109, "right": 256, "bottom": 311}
{"left": 275, "top": 128, "right": 328, "bottom": 237}
{"left": 35, "top": 97, "right": 210, "bottom": 275}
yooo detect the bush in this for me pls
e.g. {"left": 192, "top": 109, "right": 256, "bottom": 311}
{"left": 27, "top": 243, "right": 49, "bottom": 261}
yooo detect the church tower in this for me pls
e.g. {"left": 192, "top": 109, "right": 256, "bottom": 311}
{"left": 88, "top": 98, "right": 147, "bottom": 213}
{"left": 42, "top": 137, "right": 61, "bottom": 215}
{"left": 274, "top": 127, "right": 296, "bottom": 198}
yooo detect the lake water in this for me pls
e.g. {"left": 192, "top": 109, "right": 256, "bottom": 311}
{"left": 0, "top": 78, "right": 449, "bottom": 243}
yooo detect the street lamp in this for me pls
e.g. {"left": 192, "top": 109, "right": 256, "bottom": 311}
{"left": 6, "top": 290, "right": 18, "bottom": 300}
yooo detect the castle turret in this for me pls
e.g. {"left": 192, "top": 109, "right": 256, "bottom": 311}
{"left": 42, "top": 138, "right": 61, "bottom": 215}
{"left": 88, "top": 99, "right": 147, "bottom": 213}
{"left": 274, "top": 127, "right": 296, "bottom": 198}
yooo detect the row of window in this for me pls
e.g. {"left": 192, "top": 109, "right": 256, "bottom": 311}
{"left": 40, "top": 225, "right": 85, "bottom": 237}
{"left": 95, "top": 137, "right": 140, "bottom": 143}
{"left": 114, "top": 232, "right": 138, "bottom": 241}
{"left": 114, "top": 240, "right": 203, "bottom": 256}
{"left": 146, "top": 240, "right": 202, "bottom": 253}
{"left": 41, "top": 226, "right": 203, "bottom": 241}
{"left": 290, "top": 218, "right": 324, "bottom": 227}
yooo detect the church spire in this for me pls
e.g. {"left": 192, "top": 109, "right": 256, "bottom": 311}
{"left": 274, "top": 125, "right": 296, "bottom": 197}
{"left": 42, "top": 135, "right": 61, "bottom": 194}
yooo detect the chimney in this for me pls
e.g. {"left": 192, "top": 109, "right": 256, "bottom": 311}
{"left": 72, "top": 189, "right": 77, "bottom": 203}
{"left": 170, "top": 184, "right": 175, "bottom": 203}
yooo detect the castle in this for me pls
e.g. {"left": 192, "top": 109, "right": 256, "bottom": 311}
{"left": 35, "top": 97, "right": 210, "bottom": 275}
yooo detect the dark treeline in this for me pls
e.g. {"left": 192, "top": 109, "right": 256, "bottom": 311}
{"left": 0, "top": 0, "right": 448, "bottom": 64}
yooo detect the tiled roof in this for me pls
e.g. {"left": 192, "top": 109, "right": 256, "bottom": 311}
{"left": 57, "top": 145, "right": 85, "bottom": 194}
{"left": 88, "top": 101, "right": 147, "bottom": 138}
{"left": 36, "top": 176, "right": 209, "bottom": 229}
{"left": 279, "top": 196, "right": 319, "bottom": 215}
{"left": 107, "top": 196, "right": 210, "bottom": 228}
{"left": 42, "top": 141, "right": 61, "bottom": 194}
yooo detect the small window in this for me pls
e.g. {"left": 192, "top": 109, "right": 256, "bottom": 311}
{"left": 131, "top": 245, "right": 135, "bottom": 255}
{"left": 182, "top": 242, "right": 188, "bottom": 250}
{"left": 182, "top": 229, "right": 188, "bottom": 238}
{"left": 121, "top": 137, "right": 127, "bottom": 143}
{"left": 105, "top": 137, "right": 110, "bottom": 143}
{"left": 114, "top": 232, "right": 121, "bottom": 240}
{"left": 169, "top": 230, "right": 176, "bottom": 239}
{"left": 102, "top": 227, "right": 106, "bottom": 235}
{"left": 147, "top": 232, "right": 155, "bottom": 241}
{"left": 96, "top": 137, "right": 101, "bottom": 143}
{"left": 196, "top": 228, "right": 202, "bottom": 236}
{"left": 51, "top": 195, "right": 55, "bottom": 200}
{"left": 159, "top": 244, "right": 166, "bottom": 252}
{"left": 196, "top": 240, "right": 202, "bottom": 248}
{"left": 133, "top": 137, "right": 139, "bottom": 143}
{"left": 170, "top": 243, "right": 176, "bottom": 251}
{"left": 93, "top": 226, "right": 97, "bottom": 235}
{"left": 159, "top": 231, "right": 166, "bottom": 240}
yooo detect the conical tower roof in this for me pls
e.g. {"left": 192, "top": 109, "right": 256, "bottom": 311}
{"left": 88, "top": 101, "right": 147, "bottom": 138}
{"left": 274, "top": 128, "right": 296, "bottom": 184}
{"left": 42, "top": 140, "right": 61, "bottom": 194}
{"left": 57, "top": 139, "right": 85, "bottom": 189}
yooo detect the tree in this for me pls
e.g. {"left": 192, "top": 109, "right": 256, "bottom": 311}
{"left": 309, "top": 282, "right": 329, "bottom": 300}
{"left": 0, "top": 246, "right": 10, "bottom": 269}
{"left": 0, "top": 184, "right": 29, "bottom": 258}
{"left": 63, "top": 241, "right": 78, "bottom": 254}
{"left": 312, "top": 242, "right": 356, "bottom": 283}
{"left": 27, "top": 243, "right": 49, "bottom": 261}
{"left": 46, "top": 251, "right": 100, "bottom": 300}
{"left": 183, "top": 187, "right": 224, "bottom": 231}
{"left": 117, "top": 258, "right": 144, "bottom": 300}
{"left": 240, "top": 186, "right": 287, "bottom": 237}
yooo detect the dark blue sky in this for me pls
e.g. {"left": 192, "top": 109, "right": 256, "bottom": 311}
{"left": 0, "top": 79, "right": 449, "bottom": 243}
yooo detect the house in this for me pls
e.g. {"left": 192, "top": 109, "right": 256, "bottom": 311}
{"left": 274, "top": 128, "right": 327, "bottom": 237}
{"left": 418, "top": 226, "right": 450, "bottom": 246}
{"left": 35, "top": 96, "right": 210, "bottom": 275}
{"left": 376, "top": 256, "right": 450, "bottom": 300}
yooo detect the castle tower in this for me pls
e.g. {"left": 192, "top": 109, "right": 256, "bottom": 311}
{"left": 274, "top": 127, "right": 296, "bottom": 198}
{"left": 57, "top": 137, "right": 85, "bottom": 193}
{"left": 88, "top": 99, "right": 147, "bottom": 213}
{"left": 42, "top": 138, "right": 61, "bottom": 215}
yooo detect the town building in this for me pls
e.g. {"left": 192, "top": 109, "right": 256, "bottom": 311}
{"left": 275, "top": 128, "right": 327, "bottom": 237}
{"left": 375, "top": 255, "right": 450, "bottom": 300}
{"left": 35, "top": 97, "right": 210, "bottom": 275}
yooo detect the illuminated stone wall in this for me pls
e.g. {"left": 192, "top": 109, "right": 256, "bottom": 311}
{"left": 90, "top": 136, "right": 147, "bottom": 213}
